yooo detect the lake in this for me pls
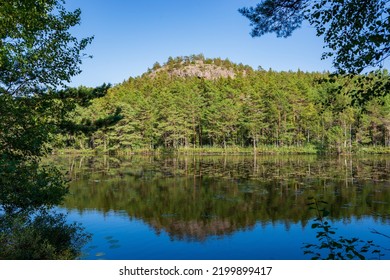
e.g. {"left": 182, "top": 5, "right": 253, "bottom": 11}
{"left": 51, "top": 154, "right": 390, "bottom": 260}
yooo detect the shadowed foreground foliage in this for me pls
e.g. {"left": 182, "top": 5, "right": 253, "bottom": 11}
{"left": 239, "top": 0, "right": 390, "bottom": 74}
{"left": 0, "top": 212, "right": 91, "bottom": 260}
{"left": 303, "top": 198, "right": 384, "bottom": 260}
{"left": 0, "top": 0, "right": 94, "bottom": 259}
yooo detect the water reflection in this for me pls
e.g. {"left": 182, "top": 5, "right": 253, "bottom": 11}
{"left": 49, "top": 155, "right": 390, "bottom": 244}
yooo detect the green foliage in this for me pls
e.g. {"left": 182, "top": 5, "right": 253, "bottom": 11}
{"left": 239, "top": 0, "right": 306, "bottom": 38}
{"left": 0, "top": 156, "right": 67, "bottom": 214}
{"left": 239, "top": 0, "right": 390, "bottom": 73}
{"left": 303, "top": 197, "right": 383, "bottom": 260}
{"left": 0, "top": 0, "right": 93, "bottom": 212}
{"left": 0, "top": 0, "right": 93, "bottom": 259}
{"left": 55, "top": 57, "right": 390, "bottom": 154}
{"left": 55, "top": 83, "right": 112, "bottom": 107}
{"left": 0, "top": 0, "right": 93, "bottom": 93}
{"left": 0, "top": 211, "right": 91, "bottom": 260}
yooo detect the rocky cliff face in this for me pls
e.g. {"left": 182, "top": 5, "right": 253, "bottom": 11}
{"left": 147, "top": 55, "right": 252, "bottom": 80}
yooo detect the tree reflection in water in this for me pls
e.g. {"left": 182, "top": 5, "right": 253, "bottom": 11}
{"left": 47, "top": 155, "right": 390, "bottom": 243}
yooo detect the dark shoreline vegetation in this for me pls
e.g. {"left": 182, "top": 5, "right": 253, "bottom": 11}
{"left": 52, "top": 55, "right": 390, "bottom": 156}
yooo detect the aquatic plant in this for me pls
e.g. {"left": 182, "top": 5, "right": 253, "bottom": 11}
{"left": 303, "top": 197, "right": 384, "bottom": 260}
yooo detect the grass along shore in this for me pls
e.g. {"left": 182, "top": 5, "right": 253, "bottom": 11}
{"left": 53, "top": 144, "right": 390, "bottom": 156}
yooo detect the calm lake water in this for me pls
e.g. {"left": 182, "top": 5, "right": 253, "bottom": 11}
{"left": 51, "top": 154, "right": 390, "bottom": 260}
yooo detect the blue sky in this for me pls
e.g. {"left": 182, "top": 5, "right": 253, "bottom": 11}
{"left": 65, "top": 0, "right": 333, "bottom": 87}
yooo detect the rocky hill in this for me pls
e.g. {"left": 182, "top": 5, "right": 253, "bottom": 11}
{"left": 146, "top": 54, "right": 253, "bottom": 80}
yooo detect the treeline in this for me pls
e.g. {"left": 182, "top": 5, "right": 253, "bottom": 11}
{"left": 53, "top": 57, "right": 390, "bottom": 154}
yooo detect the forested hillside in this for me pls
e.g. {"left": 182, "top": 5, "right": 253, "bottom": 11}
{"left": 54, "top": 55, "right": 390, "bottom": 154}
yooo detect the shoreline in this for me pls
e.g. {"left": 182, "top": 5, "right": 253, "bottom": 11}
{"left": 52, "top": 145, "right": 390, "bottom": 156}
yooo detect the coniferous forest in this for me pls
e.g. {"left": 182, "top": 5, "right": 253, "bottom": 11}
{"left": 54, "top": 55, "right": 390, "bottom": 154}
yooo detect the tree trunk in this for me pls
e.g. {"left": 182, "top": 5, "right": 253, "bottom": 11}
{"left": 253, "top": 134, "right": 257, "bottom": 154}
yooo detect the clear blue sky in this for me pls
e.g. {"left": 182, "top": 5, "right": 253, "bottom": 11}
{"left": 65, "top": 0, "right": 333, "bottom": 87}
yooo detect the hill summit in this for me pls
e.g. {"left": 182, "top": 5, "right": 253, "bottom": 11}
{"left": 146, "top": 54, "right": 253, "bottom": 80}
